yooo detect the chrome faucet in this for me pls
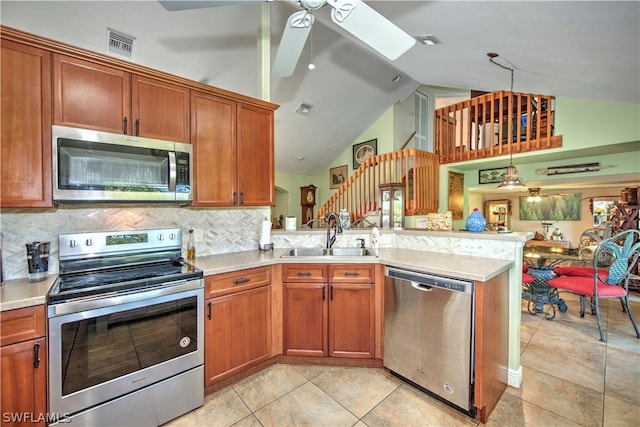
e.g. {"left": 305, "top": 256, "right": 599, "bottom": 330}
{"left": 325, "top": 212, "right": 343, "bottom": 249}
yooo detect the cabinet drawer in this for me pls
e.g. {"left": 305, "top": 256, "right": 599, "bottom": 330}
{"left": 282, "top": 264, "right": 327, "bottom": 283}
{"left": 1, "top": 305, "right": 46, "bottom": 347}
{"left": 329, "top": 264, "right": 375, "bottom": 284}
{"left": 206, "top": 266, "right": 271, "bottom": 298}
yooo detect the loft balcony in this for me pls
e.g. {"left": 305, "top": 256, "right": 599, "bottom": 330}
{"left": 435, "top": 91, "right": 563, "bottom": 164}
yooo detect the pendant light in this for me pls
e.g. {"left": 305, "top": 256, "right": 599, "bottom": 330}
{"left": 488, "top": 53, "right": 526, "bottom": 189}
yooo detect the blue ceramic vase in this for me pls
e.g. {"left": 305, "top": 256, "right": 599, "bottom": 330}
{"left": 465, "top": 208, "right": 486, "bottom": 233}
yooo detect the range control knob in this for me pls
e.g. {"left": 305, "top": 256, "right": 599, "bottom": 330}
{"left": 85, "top": 238, "right": 93, "bottom": 246}
{"left": 169, "top": 233, "right": 176, "bottom": 240}
{"left": 68, "top": 239, "right": 77, "bottom": 248}
{"left": 157, "top": 234, "right": 165, "bottom": 241}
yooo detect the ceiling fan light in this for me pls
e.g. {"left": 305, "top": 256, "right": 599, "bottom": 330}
{"left": 497, "top": 165, "right": 526, "bottom": 188}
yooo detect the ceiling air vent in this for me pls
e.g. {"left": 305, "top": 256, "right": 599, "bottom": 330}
{"left": 107, "top": 28, "right": 135, "bottom": 59}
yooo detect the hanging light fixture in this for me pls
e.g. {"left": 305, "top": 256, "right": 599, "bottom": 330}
{"left": 526, "top": 187, "right": 542, "bottom": 203}
{"left": 488, "top": 53, "right": 526, "bottom": 189}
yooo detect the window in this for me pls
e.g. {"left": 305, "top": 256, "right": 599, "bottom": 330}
{"left": 413, "top": 91, "right": 430, "bottom": 151}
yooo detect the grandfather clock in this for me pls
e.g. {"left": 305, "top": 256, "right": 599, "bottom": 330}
{"left": 300, "top": 185, "right": 317, "bottom": 225}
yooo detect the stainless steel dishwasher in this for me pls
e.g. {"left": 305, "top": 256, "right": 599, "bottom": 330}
{"left": 384, "top": 267, "right": 475, "bottom": 415}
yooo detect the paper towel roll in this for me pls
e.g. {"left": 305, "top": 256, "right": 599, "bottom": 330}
{"left": 260, "top": 220, "right": 271, "bottom": 245}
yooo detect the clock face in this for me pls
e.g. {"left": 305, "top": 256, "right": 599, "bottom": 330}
{"left": 306, "top": 191, "right": 314, "bottom": 203}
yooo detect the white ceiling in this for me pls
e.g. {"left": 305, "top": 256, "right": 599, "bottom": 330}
{"left": 1, "top": 1, "right": 638, "bottom": 176}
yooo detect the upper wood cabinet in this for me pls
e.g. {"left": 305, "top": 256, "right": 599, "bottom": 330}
{"left": 236, "top": 103, "right": 274, "bottom": 206}
{"left": 131, "top": 75, "right": 190, "bottom": 142}
{"left": 0, "top": 40, "right": 52, "bottom": 208}
{"left": 53, "top": 55, "right": 190, "bottom": 142}
{"left": 191, "top": 91, "right": 274, "bottom": 206}
{"left": 53, "top": 54, "right": 130, "bottom": 134}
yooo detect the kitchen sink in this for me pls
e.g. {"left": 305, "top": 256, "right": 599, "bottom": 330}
{"left": 281, "top": 248, "right": 375, "bottom": 257}
{"left": 282, "top": 248, "right": 329, "bottom": 257}
{"left": 327, "top": 248, "right": 374, "bottom": 257}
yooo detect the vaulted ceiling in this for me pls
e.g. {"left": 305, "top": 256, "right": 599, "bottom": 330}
{"left": 2, "top": 1, "right": 638, "bottom": 176}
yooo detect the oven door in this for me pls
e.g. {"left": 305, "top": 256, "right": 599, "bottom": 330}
{"left": 48, "top": 279, "right": 203, "bottom": 417}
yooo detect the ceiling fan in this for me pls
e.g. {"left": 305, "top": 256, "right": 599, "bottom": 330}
{"left": 158, "top": 0, "right": 416, "bottom": 77}
{"left": 526, "top": 187, "right": 571, "bottom": 202}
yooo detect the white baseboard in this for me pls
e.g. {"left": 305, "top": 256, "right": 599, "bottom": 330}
{"left": 507, "top": 365, "right": 523, "bottom": 388}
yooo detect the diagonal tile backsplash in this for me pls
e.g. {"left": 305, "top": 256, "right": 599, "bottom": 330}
{"left": 1, "top": 206, "right": 270, "bottom": 280}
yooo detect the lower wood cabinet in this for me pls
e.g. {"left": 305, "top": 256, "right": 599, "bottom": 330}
{"left": 204, "top": 267, "right": 272, "bottom": 386}
{"left": 283, "top": 263, "right": 375, "bottom": 358}
{"left": 0, "top": 305, "right": 47, "bottom": 427}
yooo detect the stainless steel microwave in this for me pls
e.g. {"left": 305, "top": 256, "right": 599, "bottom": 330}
{"left": 52, "top": 126, "right": 192, "bottom": 204}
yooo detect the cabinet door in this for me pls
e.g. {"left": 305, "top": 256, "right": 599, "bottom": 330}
{"left": 283, "top": 283, "right": 328, "bottom": 357}
{"left": 205, "top": 286, "right": 271, "bottom": 385}
{"left": 1, "top": 337, "right": 47, "bottom": 426}
{"left": 329, "top": 283, "right": 375, "bottom": 358}
{"left": 236, "top": 102, "right": 274, "bottom": 206}
{"left": 53, "top": 54, "right": 130, "bottom": 134}
{"left": 131, "top": 75, "right": 190, "bottom": 142}
{"left": 1, "top": 40, "right": 52, "bottom": 208}
{"left": 191, "top": 91, "right": 237, "bottom": 206}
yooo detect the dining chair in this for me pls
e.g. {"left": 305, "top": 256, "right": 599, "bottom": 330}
{"left": 548, "top": 229, "right": 640, "bottom": 342}
{"left": 553, "top": 223, "right": 614, "bottom": 279}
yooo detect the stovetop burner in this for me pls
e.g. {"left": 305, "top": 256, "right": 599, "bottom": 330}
{"left": 48, "top": 228, "right": 203, "bottom": 304}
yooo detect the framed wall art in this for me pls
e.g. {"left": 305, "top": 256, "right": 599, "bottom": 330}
{"left": 329, "top": 165, "right": 347, "bottom": 189}
{"left": 519, "top": 192, "right": 581, "bottom": 221}
{"left": 352, "top": 139, "right": 377, "bottom": 170}
{"left": 479, "top": 167, "right": 508, "bottom": 184}
{"left": 448, "top": 171, "right": 464, "bottom": 219}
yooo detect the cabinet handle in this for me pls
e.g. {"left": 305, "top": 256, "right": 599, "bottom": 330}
{"left": 330, "top": 285, "right": 334, "bottom": 301}
{"left": 123, "top": 116, "right": 128, "bottom": 134}
{"left": 344, "top": 272, "right": 360, "bottom": 276}
{"left": 33, "top": 343, "right": 40, "bottom": 368}
{"left": 234, "top": 278, "right": 250, "bottom": 285}
{"left": 233, "top": 192, "right": 237, "bottom": 205}
{"left": 135, "top": 119, "right": 140, "bottom": 136}
{"left": 322, "top": 286, "right": 325, "bottom": 301}
{"left": 207, "top": 302, "right": 212, "bottom": 320}
{"left": 239, "top": 192, "right": 244, "bottom": 205}
{"left": 296, "top": 272, "right": 312, "bottom": 276}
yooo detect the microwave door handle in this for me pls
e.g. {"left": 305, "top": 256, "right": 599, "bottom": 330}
{"left": 168, "top": 151, "right": 176, "bottom": 191}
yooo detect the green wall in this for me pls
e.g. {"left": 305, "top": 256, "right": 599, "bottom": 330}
{"left": 275, "top": 107, "right": 396, "bottom": 225}
{"left": 277, "top": 95, "right": 640, "bottom": 226}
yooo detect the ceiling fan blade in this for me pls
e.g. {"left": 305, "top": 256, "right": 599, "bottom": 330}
{"left": 327, "top": 0, "right": 415, "bottom": 60}
{"left": 159, "top": 0, "right": 268, "bottom": 12}
{"left": 272, "top": 10, "right": 314, "bottom": 77}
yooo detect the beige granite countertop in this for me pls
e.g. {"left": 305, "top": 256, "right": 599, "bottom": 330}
{"left": 0, "top": 276, "right": 57, "bottom": 312}
{"left": 1, "top": 249, "right": 512, "bottom": 312}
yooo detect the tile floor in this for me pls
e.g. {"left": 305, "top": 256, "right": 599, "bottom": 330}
{"left": 168, "top": 292, "right": 640, "bottom": 427}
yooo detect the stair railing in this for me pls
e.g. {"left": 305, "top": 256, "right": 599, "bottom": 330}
{"left": 317, "top": 148, "right": 439, "bottom": 223}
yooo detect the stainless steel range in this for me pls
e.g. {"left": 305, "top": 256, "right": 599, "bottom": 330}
{"left": 47, "top": 228, "right": 204, "bottom": 426}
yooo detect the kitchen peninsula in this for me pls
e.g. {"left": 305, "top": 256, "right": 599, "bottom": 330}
{"left": 0, "top": 230, "right": 531, "bottom": 424}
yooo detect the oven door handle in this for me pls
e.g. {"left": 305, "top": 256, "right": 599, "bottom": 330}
{"left": 48, "top": 278, "right": 203, "bottom": 317}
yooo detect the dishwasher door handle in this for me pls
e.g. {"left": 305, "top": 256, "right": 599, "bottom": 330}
{"left": 411, "top": 282, "right": 433, "bottom": 291}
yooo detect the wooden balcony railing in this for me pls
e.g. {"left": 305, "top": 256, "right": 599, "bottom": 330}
{"left": 435, "top": 91, "right": 562, "bottom": 164}
{"left": 317, "top": 148, "right": 439, "bottom": 224}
